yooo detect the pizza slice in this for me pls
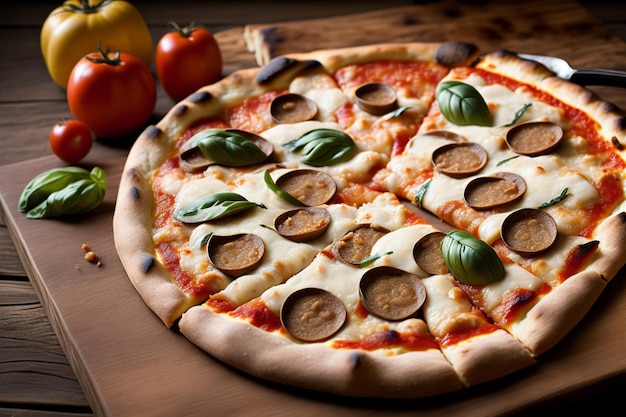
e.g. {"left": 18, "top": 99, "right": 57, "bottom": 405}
{"left": 376, "top": 50, "right": 626, "bottom": 355}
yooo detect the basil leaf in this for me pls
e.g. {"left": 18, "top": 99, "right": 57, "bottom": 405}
{"left": 502, "top": 103, "right": 532, "bottom": 127}
{"left": 435, "top": 81, "right": 492, "bottom": 127}
{"left": 538, "top": 188, "right": 569, "bottom": 208}
{"left": 18, "top": 166, "right": 93, "bottom": 212}
{"left": 200, "top": 233, "right": 213, "bottom": 248}
{"left": 263, "top": 169, "right": 305, "bottom": 206}
{"left": 414, "top": 178, "right": 432, "bottom": 208}
{"left": 384, "top": 106, "right": 411, "bottom": 120}
{"left": 174, "top": 191, "right": 266, "bottom": 223}
{"left": 440, "top": 230, "right": 504, "bottom": 285}
{"left": 353, "top": 251, "right": 393, "bottom": 267}
{"left": 26, "top": 167, "right": 107, "bottom": 219}
{"left": 283, "top": 128, "right": 356, "bottom": 166}
{"left": 191, "top": 128, "right": 268, "bottom": 166}
{"left": 496, "top": 155, "right": 520, "bottom": 167}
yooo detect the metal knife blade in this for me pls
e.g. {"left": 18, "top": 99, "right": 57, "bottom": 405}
{"left": 518, "top": 53, "right": 626, "bottom": 88}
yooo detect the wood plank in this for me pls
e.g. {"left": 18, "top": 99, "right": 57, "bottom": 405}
{"left": 1, "top": 134, "right": 625, "bottom": 417}
{"left": 1, "top": 1, "right": 625, "bottom": 416}
{"left": 0, "top": 280, "right": 91, "bottom": 409}
{"left": 243, "top": 0, "right": 626, "bottom": 112}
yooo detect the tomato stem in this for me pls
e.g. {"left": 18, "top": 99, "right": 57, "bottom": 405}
{"left": 167, "top": 21, "right": 196, "bottom": 38}
{"left": 64, "top": 0, "right": 114, "bottom": 14}
{"left": 85, "top": 42, "right": 121, "bottom": 65}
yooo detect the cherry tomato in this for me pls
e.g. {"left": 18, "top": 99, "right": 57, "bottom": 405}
{"left": 67, "top": 47, "right": 157, "bottom": 139}
{"left": 156, "top": 22, "right": 223, "bottom": 101}
{"left": 49, "top": 120, "right": 93, "bottom": 164}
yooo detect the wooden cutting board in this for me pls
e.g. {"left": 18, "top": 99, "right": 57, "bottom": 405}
{"left": 2, "top": 2, "right": 626, "bottom": 416}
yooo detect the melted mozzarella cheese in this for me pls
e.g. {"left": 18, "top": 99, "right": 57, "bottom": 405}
{"left": 370, "top": 224, "right": 439, "bottom": 277}
{"left": 422, "top": 274, "right": 484, "bottom": 337}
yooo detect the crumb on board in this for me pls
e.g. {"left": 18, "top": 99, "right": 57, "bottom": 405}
{"left": 81, "top": 243, "right": 103, "bottom": 267}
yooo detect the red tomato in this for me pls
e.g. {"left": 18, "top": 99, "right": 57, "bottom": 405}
{"left": 67, "top": 48, "right": 157, "bottom": 139}
{"left": 49, "top": 120, "right": 93, "bottom": 164}
{"left": 156, "top": 22, "right": 223, "bottom": 101}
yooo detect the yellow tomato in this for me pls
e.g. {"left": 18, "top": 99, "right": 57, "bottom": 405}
{"left": 41, "top": 0, "right": 153, "bottom": 89}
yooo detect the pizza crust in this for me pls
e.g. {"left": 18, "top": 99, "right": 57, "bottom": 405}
{"left": 113, "top": 165, "right": 198, "bottom": 327}
{"left": 442, "top": 329, "right": 535, "bottom": 386}
{"left": 590, "top": 212, "right": 626, "bottom": 282}
{"left": 513, "top": 269, "right": 606, "bottom": 356}
{"left": 179, "top": 304, "right": 464, "bottom": 398}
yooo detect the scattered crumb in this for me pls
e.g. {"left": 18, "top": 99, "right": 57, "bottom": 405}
{"left": 81, "top": 243, "right": 103, "bottom": 267}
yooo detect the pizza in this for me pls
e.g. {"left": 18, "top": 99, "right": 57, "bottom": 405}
{"left": 112, "top": 41, "right": 626, "bottom": 399}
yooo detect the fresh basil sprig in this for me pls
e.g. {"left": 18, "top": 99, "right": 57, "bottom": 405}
{"left": 440, "top": 230, "right": 504, "bottom": 285}
{"left": 283, "top": 128, "right": 356, "bottom": 166}
{"left": 502, "top": 103, "right": 532, "bottom": 127}
{"left": 19, "top": 167, "right": 107, "bottom": 219}
{"left": 353, "top": 251, "right": 393, "bottom": 267}
{"left": 174, "top": 191, "right": 266, "bottom": 223}
{"left": 414, "top": 178, "right": 432, "bottom": 208}
{"left": 189, "top": 128, "right": 268, "bottom": 167}
{"left": 435, "top": 81, "right": 492, "bottom": 127}
{"left": 263, "top": 170, "right": 305, "bottom": 206}
{"left": 18, "top": 166, "right": 93, "bottom": 212}
{"left": 496, "top": 155, "right": 520, "bottom": 167}
{"left": 538, "top": 188, "right": 569, "bottom": 209}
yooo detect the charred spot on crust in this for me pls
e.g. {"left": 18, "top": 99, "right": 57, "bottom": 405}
{"left": 144, "top": 125, "right": 162, "bottom": 139}
{"left": 256, "top": 56, "right": 300, "bottom": 84}
{"left": 129, "top": 185, "right": 140, "bottom": 200}
{"left": 611, "top": 136, "right": 625, "bottom": 150}
{"left": 173, "top": 104, "right": 189, "bottom": 117}
{"left": 382, "top": 330, "right": 401, "bottom": 344}
{"left": 436, "top": 41, "right": 480, "bottom": 67}
{"left": 348, "top": 352, "right": 364, "bottom": 369}
{"left": 140, "top": 253, "right": 156, "bottom": 273}
{"left": 577, "top": 240, "right": 600, "bottom": 257}
{"left": 260, "top": 28, "right": 285, "bottom": 54}
{"left": 126, "top": 167, "right": 142, "bottom": 184}
{"left": 187, "top": 90, "right": 213, "bottom": 103}
{"left": 616, "top": 116, "right": 626, "bottom": 131}
{"left": 256, "top": 57, "right": 321, "bottom": 85}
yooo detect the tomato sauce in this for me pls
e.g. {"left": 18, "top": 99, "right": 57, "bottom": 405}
{"left": 333, "top": 61, "right": 449, "bottom": 98}
{"left": 231, "top": 299, "right": 283, "bottom": 332}
{"left": 332, "top": 329, "right": 440, "bottom": 352}
{"left": 491, "top": 284, "right": 550, "bottom": 327}
{"left": 206, "top": 297, "right": 235, "bottom": 313}
{"left": 557, "top": 240, "right": 600, "bottom": 283}
{"left": 224, "top": 90, "right": 286, "bottom": 133}
{"left": 155, "top": 241, "right": 212, "bottom": 298}
{"left": 438, "top": 323, "right": 499, "bottom": 348}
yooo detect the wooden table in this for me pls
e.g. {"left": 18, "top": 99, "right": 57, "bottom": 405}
{"left": 1, "top": 1, "right": 625, "bottom": 416}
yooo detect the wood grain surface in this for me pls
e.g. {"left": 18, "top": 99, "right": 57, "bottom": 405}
{"left": 1, "top": 1, "right": 625, "bottom": 416}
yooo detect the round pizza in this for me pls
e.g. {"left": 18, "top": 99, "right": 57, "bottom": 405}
{"left": 113, "top": 41, "right": 626, "bottom": 398}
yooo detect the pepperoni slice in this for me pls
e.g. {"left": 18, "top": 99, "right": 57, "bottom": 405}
{"left": 464, "top": 172, "right": 526, "bottom": 210}
{"left": 359, "top": 266, "right": 426, "bottom": 321}
{"left": 432, "top": 142, "right": 488, "bottom": 178}
{"left": 274, "top": 207, "right": 331, "bottom": 242}
{"left": 501, "top": 208, "right": 558, "bottom": 255}
{"left": 505, "top": 121, "right": 564, "bottom": 156}
{"left": 270, "top": 93, "right": 318, "bottom": 124}
{"left": 207, "top": 233, "right": 265, "bottom": 277}
{"left": 280, "top": 288, "right": 347, "bottom": 342}
{"left": 354, "top": 82, "right": 398, "bottom": 115}
{"left": 275, "top": 169, "right": 337, "bottom": 206}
